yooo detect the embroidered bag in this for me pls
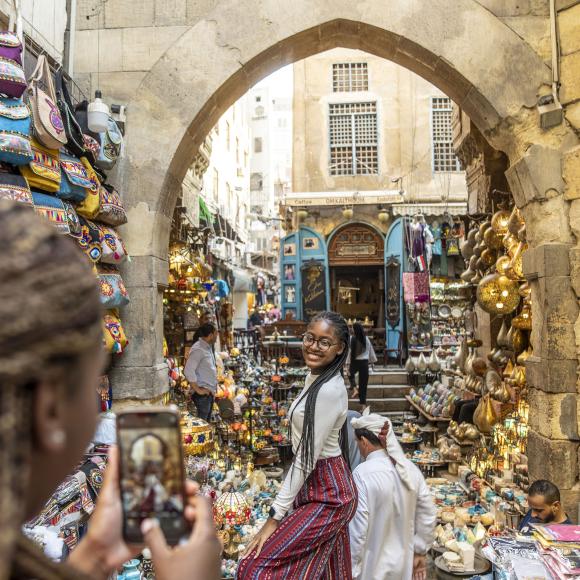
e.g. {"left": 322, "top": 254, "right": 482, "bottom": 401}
{"left": 27, "top": 54, "right": 67, "bottom": 149}
{"left": 31, "top": 191, "right": 70, "bottom": 234}
{"left": 95, "top": 116, "right": 123, "bottom": 170}
{"left": 63, "top": 200, "right": 81, "bottom": 237}
{"left": 83, "top": 134, "right": 100, "bottom": 159}
{"left": 57, "top": 153, "right": 95, "bottom": 202}
{"left": 0, "top": 31, "right": 22, "bottom": 65}
{"left": 102, "top": 309, "right": 128, "bottom": 354}
{"left": 55, "top": 70, "right": 85, "bottom": 157}
{"left": 75, "top": 216, "right": 103, "bottom": 263}
{"left": 19, "top": 138, "right": 61, "bottom": 192}
{"left": 97, "top": 265, "right": 130, "bottom": 309}
{"left": 97, "top": 223, "right": 128, "bottom": 265}
{"left": 0, "top": 172, "right": 32, "bottom": 206}
{"left": 0, "top": 97, "right": 32, "bottom": 165}
{"left": 0, "top": 56, "right": 26, "bottom": 98}
{"left": 95, "top": 184, "right": 127, "bottom": 226}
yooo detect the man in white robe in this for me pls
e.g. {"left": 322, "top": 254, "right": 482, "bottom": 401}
{"left": 349, "top": 410, "right": 436, "bottom": 580}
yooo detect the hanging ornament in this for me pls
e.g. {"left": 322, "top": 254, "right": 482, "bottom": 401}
{"left": 405, "top": 357, "right": 416, "bottom": 373}
{"left": 467, "top": 227, "right": 478, "bottom": 244}
{"left": 507, "top": 326, "right": 526, "bottom": 355}
{"left": 497, "top": 319, "right": 510, "bottom": 348}
{"left": 378, "top": 209, "right": 389, "bottom": 223}
{"left": 417, "top": 352, "right": 428, "bottom": 373}
{"left": 483, "top": 227, "right": 503, "bottom": 250}
{"left": 510, "top": 241, "right": 528, "bottom": 279}
{"left": 476, "top": 273, "right": 520, "bottom": 315}
{"left": 342, "top": 206, "right": 354, "bottom": 220}
{"left": 508, "top": 207, "right": 525, "bottom": 236}
{"left": 428, "top": 350, "right": 441, "bottom": 373}
{"left": 297, "top": 208, "right": 309, "bottom": 222}
{"left": 480, "top": 248, "right": 497, "bottom": 269}
{"left": 479, "top": 220, "right": 492, "bottom": 237}
{"left": 495, "top": 255, "right": 511, "bottom": 276}
{"left": 491, "top": 210, "right": 511, "bottom": 235}
{"left": 454, "top": 339, "right": 468, "bottom": 370}
{"left": 512, "top": 303, "right": 532, "bottom": 330}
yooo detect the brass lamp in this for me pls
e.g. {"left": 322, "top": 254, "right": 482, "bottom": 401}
{"left": 491, "top": 209, "right": 511, "bottom": 235}
{"left": 495, "top": 255, "right": 511, "bottom": 276}
{"left": 476, "top": 273, "right": 520, "bottom": 314}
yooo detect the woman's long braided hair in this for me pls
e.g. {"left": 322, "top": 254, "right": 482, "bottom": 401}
{"left": 291, "top": 311, "right": 351, "bottom": 474}
{"left": 0, "top": 201, "right": 102, "bottom": 580}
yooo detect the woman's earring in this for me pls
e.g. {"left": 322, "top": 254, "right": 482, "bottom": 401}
{"left": 50, "top": 429, "right": 66, "bottom": 447}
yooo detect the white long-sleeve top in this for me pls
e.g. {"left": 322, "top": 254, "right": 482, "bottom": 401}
{"left": 270, "top": 372, "right": 347, "bottom": 518}
{"left": 349, "top": 450, "right": 437, "bottom": 580}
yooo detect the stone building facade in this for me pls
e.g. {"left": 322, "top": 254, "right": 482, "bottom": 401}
{"left": 73, "top": 0, "right": 580, "bottom": 511}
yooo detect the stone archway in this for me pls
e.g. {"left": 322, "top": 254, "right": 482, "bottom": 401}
{"left": 108, "top": 0, "right": 580, "bottom": 513}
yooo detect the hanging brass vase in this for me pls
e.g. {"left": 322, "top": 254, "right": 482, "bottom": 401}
{"left": 507, "top": 326, "right": 526, "bottom": 354}
{"left": 476, "top": 273, "right": 521, "bottom": 315}
{"left": 491, "top": 210, "right": 511, "bottom": 235}
{"left": 512, "top": 304, "right": 532, "bottom": 330}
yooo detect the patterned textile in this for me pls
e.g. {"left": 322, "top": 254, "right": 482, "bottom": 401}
{"left": 236, "top": 456, "right": 356, "bottom": 580}
{"left": 402, "top": 272, "right": 430, "bottom": 303}
{"left": 31, "top": 191, "right": 69, "bottom": 234}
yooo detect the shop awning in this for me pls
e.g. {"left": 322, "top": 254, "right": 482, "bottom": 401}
{"left": 199, "top": 197, "right": 215, "bottom": 224}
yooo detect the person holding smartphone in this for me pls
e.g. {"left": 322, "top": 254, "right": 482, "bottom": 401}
{"left": 0, "top": 201, "right": 221, "bottom": 580}
{"left": 237, "top": 311, "right": 357, "bottom": 579}
{"left": 184, "top": 323, "right": 219, "bottom": 421}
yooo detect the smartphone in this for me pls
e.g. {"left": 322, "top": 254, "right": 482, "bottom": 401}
{"left": 116, "top": 407, "right": 189, "bottom": 545}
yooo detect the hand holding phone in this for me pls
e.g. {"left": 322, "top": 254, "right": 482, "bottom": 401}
{"left": 117, "top": 407, "right": 189, "bottom": 545}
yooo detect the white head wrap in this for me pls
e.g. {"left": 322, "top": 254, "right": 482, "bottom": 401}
{"left": 351, "top": 407, "right": 416, "bottom": 491}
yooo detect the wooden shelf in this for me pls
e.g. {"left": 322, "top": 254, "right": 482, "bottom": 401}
{"left": 406, "top": 396, "right": 452, "bottom": 423}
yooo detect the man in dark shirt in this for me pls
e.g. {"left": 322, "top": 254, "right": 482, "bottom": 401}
{"left": 519, "top": 479, "right": 573, "bottom": 535}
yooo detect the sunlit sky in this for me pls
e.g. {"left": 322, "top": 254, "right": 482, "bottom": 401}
{"left": 254, "top": 64, "right": 294, "bottom": 98}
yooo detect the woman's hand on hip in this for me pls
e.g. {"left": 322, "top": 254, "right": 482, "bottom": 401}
{"left": 241, "top": 518, "right": 279, "bottom": 559}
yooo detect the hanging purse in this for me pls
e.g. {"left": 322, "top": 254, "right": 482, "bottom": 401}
{"left": 75, "top": 159, "right": 102, "bottom": 218}
{"left": 95, "top": 184, "right": 127, "bottom": 226}
{"left": 0, "top": 97, "right": 32, "bottom": 165}
{"left": 57, "top": 153, "right": 96, "bottom": 202}
{"left": 31, "top": 190, "right": 70, "bottom": 234}
{"left": 63, "top": 200, "right": 82, "bottom": 237}
{"left": 26, "top": 54, "right": 67, "bottom": 149}
{"left": 55, "top": 70, "right": 85, "bottom": 157}
{"left": 75, "top": 216, "right": 103, "bottom": 263}
{"left": 0, "top": 31, "right": 22, "bottom": 65}
{"left": 0, "top": 56, "right": 26, "bottom": 98}
{"left": 97, "top": 223, "right": 128, "bottom": 264}
{"left": 102, "top": 309, "right": 129, "bottom": 354}
{"left": 20, "top": 138, "right": 61, "bottom": 192}
{"left": 0, "top": 172, "right": 32, "bottom": 206}
{"left": 97, "top": 265, "right": 130, "bottom": 308}
{"left": 95, "top": 116, "right": 123, "bottom": 170}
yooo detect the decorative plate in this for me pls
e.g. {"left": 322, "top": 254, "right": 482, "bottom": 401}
{"left": 438, "top": 304, "right": 452, "bottom": 319}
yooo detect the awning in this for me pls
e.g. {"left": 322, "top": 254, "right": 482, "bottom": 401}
{"left": 199, "top": 197, "right": 215, "bottom": 224}
{"left": 391, "top": 202, "right": 467, "bottom": 216}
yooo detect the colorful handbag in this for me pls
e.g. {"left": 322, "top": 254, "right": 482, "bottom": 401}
{"left": 55, "top": 70, "right": 85, "bottom": 157}
{"left": 0, "top": 97, "right": 32, "bottom": 165}
{"left": 97, "top": 265, "right": 130, "bottom": 308}
{"left": 0, "top": 56, "right": 26, "bottom": 98}
{"left": 0, "top": 32, "right": 22, "bottom": 64}
{"left": 95, "top": 116, "right": 123, "bottom": 170}
{"left": 19, "top": 138, "right": 61, "bottom": 192}
{"left": 75, "top": 216, "right": 103, "bottom": 263}
{"left": 57, "top": 153, "right": 95, "bottom": 202}
{"left": 95, "top": 184, "right": 127, "bottom": 226}
{"left": 102, "top": 310, "right": 128, "bottom": 354}
{"left": 63, "top": 201, "right": 82, "bottom": 237}
{"left": 31, "top": 191, "right": 70, "bottom": 234}
{"left": 27, "top": 54, "right": 67, "bottom": 149}
{"left": 0, "top": 172, "right": 32, "bottom": 206}
{"left": 98, "top": 224, "right": 128, "bottom": 264}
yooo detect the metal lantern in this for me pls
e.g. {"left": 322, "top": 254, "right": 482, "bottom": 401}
{"left": 480, "top": 248, "right": 497, "bottom": 269}
{"left": 495, "top": 255, "right": 511, "bottom": 276}
{"left": 483, "top": 227, "right": 503, "bottom": 250}
{"left": 180, "top": 414, "right": 214, "bottom": 456}
{"left": 491, "top": 210, "right": 511, "bottom": 235}
{"left": 296, "top": 208, "right": 309, "bottom": 222}
{"left": 476, "top": 273, "right": 520, "bottom": 315}
{"left": 213, "top": 491, "right": 251, "bottom": 527}
{"left": 378, "top": 209, "right": 389, "bottom": 223}
{"left": 342, "top": 207, "right": 354, "bottom": 220}
{"left": 512, "top": 304, "right": 532, "bottom": 330}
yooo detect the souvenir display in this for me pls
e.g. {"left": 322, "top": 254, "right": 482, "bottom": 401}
{"left": 20, "top": 138, "right": 61, "bottom": 192}
{"left": 0, "top": 172, "right": 32, "bottom": 206}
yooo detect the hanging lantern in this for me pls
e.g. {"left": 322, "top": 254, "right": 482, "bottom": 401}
{"left": 479, "top": 220, "right": 492, "bottom": 237}
{"left": 491, "top": 210, "right": 511, "bottom": 235}
{"left": 476, "top": 273, "right": 520, "bottom": 314}
{"left": 519, "top": 282, "right": 531, "bottom": 298}
{"left": 510, "top": 242, "right": 528, "bottom": 279}
{"left": 483, "top": 227, "right": 503, "bottom": 250}
{"left": 213, "top": 492, "right": 251, "bottom": 527}
{"left": 512, "top": 303, "right": 532, "bottom": 330}
{"left": 87, "top": 90, "right": 110, "bottom": 133}
{"left": 296, "top": 208, "right": 308, "bottom": 222}
{"left": 508, "top": 207, "right": 525, "bottom": 236}
{"left": 480, "top": 248, "right": 497, "bottom": 269}
{"left": 180, "top": 414, "right": 214, "bottom": 456}
{"left": 378, "top": 209, "right": 389, "bottom": 223}
{"left": 495, "top": 255, "right": 511, "bottom": 276}
{"left": 342, "top": 207, "right": 354, "bottom": 220}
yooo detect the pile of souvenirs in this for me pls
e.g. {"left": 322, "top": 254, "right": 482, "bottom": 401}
{"left": 0, "top": 32, "right": 129, "bottom": 408}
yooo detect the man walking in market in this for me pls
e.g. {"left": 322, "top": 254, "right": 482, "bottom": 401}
{"left": 184, "top": 323, "right": 219, "bottom": 421}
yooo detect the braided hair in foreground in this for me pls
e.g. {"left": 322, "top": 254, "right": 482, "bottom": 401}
{"left": 0, "top": 201, "right": 101, "bottom": 580}
{"left": 291, "top": 311, "right": 351, "bottom": 474}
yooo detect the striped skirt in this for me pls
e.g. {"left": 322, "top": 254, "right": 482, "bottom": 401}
{"left": 236, "top": 456, "right": 357, "bottom": 580}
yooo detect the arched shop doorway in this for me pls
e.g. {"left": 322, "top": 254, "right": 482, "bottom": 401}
{"left": 87, "top": 1, "right": 580, "bottom": 513}
{"left": 328, "top": 223, "right": 385, "bottom": 325}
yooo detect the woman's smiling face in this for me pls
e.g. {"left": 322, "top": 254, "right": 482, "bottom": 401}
{"left": 302, "top": 319, "right": 345, "bottom": 372}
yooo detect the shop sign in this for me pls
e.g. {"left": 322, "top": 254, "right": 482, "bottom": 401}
{"left": 336, "top": 243, "right": 377, "bottom": 257}
{"left": 301, "top": 261, "right": 326, "bottom": 322}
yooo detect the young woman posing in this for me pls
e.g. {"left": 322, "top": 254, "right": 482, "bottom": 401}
{"left": 349, "top": 322, "right": 377, "bottom": 405}
{"left": 237, "top": 311, "right": 357, "bottom": 579}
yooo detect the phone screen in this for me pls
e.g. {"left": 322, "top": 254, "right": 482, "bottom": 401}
{"left": 117, "top": 409, "right": 188, "bottom": 545}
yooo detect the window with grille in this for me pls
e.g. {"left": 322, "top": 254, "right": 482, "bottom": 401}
{"left": 431, "top": 97, "right": 461, "bottom": 173}
{"left": 329, "top": 102, "right": 378, "bottom": 175}
{"left": 332, "top": 63, "right": 369, "bottom": 92}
